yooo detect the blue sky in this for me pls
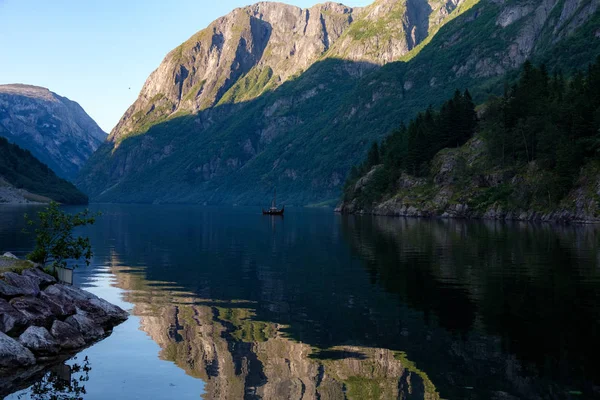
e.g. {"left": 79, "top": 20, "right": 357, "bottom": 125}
{"left": 0, "top": 0, "right": 371, "bottom": 133}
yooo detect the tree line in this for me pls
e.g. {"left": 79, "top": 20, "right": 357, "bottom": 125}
{"left": 344, "top": 89, "right": 477, "bottom": 203}
{"left": 482, "top": 58, "right": 600, "bottom": 201}
{"left": 344, "top": 56, "right": 600, "bottom": 208}
{"left": 0, "top": 136, "right": 88, "bottom": 204}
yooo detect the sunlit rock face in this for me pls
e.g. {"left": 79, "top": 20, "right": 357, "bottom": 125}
{"left": 0, "top": 84, "right": 106, "bottom": 180}
{"left": 108, "top": 0, "right": 473, "bottom": 143}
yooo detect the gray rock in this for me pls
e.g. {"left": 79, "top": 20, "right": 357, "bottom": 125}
{"left": 86, "top": 297, "right": 128, "bottom": 324}
{"left": 18, "top": 326, "right": 59, "bottom": 355}
{"left": 45, "top": 283, "right": 93, "bottom": 303}
{"left": 9, "top": 296, "right": 54, "bottom": 327}
{"left": 0, "top": 279, "right": 29, "bottom": 299}
{"left": 50, "top": 320, "right": 85, "bottom": 350}
{"left": 2, "top": 252, "right": 18, "bottom": 259}
{"left": 65, "top": 309, "right": 105, "bottom": 341}
{"left": 0, "top": 331, "right": 35, "bottom": 368}
{"left": 1, "top": 272, "right": 40, "bottom": 297}
{"left": 39, "top": 290, "right": 76, "bottom": 318}
{"left": 23, "top": 268, "right": 56, "bottom": 286}
{"left": 0, "top": 298, "right": 27, "bottom": 334}
{"left": 45, "top": 284, "right": 127, "bottom": 325}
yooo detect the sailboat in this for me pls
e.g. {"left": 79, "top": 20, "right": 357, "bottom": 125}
{"left": 262, "top": 188, "right": 284, "bottom": 215}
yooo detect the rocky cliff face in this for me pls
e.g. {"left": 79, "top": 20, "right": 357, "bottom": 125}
{"left": 111, "top": 0, "right": 471, "bottom": 143}
{"left": 79, "top": 0, "right": 600, "bottom": 205}
{"left": 110, "top": 2, "right": 357, "bottom": 142}
{"left": 0, "top": 84, "right": 106, "bottom": 180}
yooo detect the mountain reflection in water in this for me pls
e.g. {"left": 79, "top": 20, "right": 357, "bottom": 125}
{"left": 2, "top": 205, "right": 600, "bottom": 399}
{"left": 112, "top": 265, "right": 437, "bottom": 399}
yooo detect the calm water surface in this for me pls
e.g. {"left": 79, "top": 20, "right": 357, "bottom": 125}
{"left": 1, "top": 204, "right": 599, "bottom": 399}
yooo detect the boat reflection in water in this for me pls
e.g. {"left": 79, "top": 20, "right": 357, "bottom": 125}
{"left": 262, "top": 189, "right": 284, "bottom": 216}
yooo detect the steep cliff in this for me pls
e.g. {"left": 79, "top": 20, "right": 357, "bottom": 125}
{"left": 0, "top": 84, "right": 106, "bottom": 180}
{"left": 79, "top": 0, "right": 600, "bottom": 205}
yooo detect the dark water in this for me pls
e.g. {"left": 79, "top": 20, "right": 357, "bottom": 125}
{"left": 2, "top": 204, "right": 600, "bottom": 399}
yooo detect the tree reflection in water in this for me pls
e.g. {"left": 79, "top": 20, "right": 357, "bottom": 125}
{"left": 17, "top": 357, "right": 91, "bottom": 400}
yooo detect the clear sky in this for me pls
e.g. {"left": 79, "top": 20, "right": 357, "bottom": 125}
{"left": 0, "top": 0, "right": 371, "bottom": 133}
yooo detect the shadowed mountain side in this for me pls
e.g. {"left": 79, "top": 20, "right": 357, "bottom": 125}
{"left": 77, "top": 59, "right": 382, "bottom": 205}
{"left": 0, "top": 137, "right": 89, "bottom": 204}
{"left": 0, "top": 84, "right": 106, "bottom": 181}
{"left": 78, "top": 0, "right": 600, "bottom": 205}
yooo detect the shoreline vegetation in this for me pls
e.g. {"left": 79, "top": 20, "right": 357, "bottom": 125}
{"left": 0, "top": 203, "right": 127, "bottom": 395}
{"left": 338, "top": 59, "right": 600, "bottom": 224}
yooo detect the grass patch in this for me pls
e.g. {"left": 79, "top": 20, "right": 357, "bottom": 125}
{"left": 0, "top": 256, "right": 33, "bottom": 274}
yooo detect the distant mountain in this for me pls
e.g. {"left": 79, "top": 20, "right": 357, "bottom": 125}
{"left": 0, "top": 84, "right": 106, "bottom": 181}
{"left": 0, "top": 137, "right": 88, "bottom": 204}
{"left": 79, "top": 0, "right": 600, "bottom": 205}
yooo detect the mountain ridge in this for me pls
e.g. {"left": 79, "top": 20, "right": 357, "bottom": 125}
{"left": 79, "top": 0, "right": 600, "bottom": 205}
{"left": 0, "top": 84, "right": 106, "bottom": 180}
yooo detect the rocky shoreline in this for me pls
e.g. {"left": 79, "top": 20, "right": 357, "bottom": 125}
{"left": 338, "top": 138, "right": 600, "bottom": 225}
{"left": 0, "top": 255, "right": 128, "bottom": 395}
{"left": 335, "top": 202, "right": 600, "bottom": 224}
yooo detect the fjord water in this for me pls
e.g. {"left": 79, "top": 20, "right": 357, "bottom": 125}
{"left": 2, "top": 205, "right": 600, "bottom": 399}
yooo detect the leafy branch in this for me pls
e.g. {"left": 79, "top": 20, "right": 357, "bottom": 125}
{"left": 24, "top": 202, "right": 100, "bottom": 270}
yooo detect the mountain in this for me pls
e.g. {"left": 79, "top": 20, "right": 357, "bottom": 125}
{"left": 0, "top": 137, "right": 88, "bottom": 204}
{"left": 0, "top": 84, "right": 106, "bottom": 181}
{"left": 79, "top": 0, "right": 600, "bottom": 205}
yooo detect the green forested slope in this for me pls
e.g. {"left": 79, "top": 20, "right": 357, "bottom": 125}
{"left": 0, "top": 137, "right": 88, "bottom": 204}
{"left": 340, "top": 58, "right": 600, "bottom": 222}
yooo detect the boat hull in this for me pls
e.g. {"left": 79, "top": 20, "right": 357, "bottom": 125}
{"left": 262, "top": 206, "right": 284, "bottom": 215}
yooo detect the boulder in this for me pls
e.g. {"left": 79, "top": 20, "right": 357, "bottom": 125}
{"left": 2, "top": 252, "right": 18, "bottom": 259}
{"left": 65, "top": 309, "right": 105, "bottom": 341}
{"left": 45, "top": 284, "right": 127, "bottom": 325}
{"left": 0, "top": 280, "right": 29, "bottom": 299}
{"left": 18, "top": 326, "right": 59, "bottom": 355}
{"left": 23, "top": 268, "right": 56, "bottom": 286}
{"left": 9, "top": 296, "right": 54, "bottom": 327}
{"left": 39, "top": 290, "right": 76, "bottom": 318}
{"left": 86, "top": 297, "right": 129, "bottom": 324}
{"left": 0, "top": 331, "right": 35, "bottom": 368}
{"left": 50, "top": 320, "right": 85, "bottom": 350}
{"left": 1, "top": 272, "right": 40, "bottom": 297}
{"left": 0, "top": 298, "right": 27, "bottom": 334}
